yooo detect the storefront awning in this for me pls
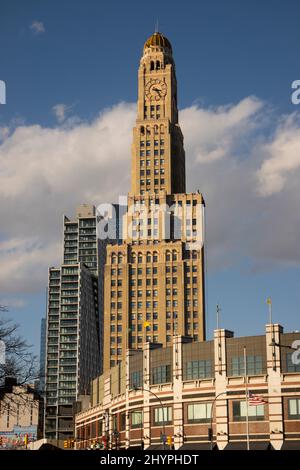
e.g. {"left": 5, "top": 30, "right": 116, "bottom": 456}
{"left": 179, "top": 443, "right": 218, "bottom": 450}
{"left": 147, "top": 444, "right": 171, "bottom": 450}
{"left": 224, "top": 441, "right": 273, "bottom": 450}
{"left": 281, "top": 440, "right": 300, "bottom": 450}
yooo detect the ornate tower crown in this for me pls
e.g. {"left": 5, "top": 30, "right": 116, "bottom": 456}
{"left": 143, "top": 32, "right": 173, "bottom": 53}
{"left": 131, "top": 31, "right": 185, "bottom": 196}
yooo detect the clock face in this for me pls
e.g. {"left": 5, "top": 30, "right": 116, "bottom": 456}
{"left": 145, "top": 79, "right": 167, "bottom": 101}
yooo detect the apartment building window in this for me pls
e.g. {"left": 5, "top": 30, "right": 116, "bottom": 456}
{"left": 130, "top": 370, "right": 143, "bottom": 389}
{"left": 187, "top": 403, "right": 212, "bottom": 423}
{"left": 286, "top": 353, "right": 300, "bottom": 373}
{"left": 154, "top": 406, "right": 172, "bottom": 426}
{"left": 152, "top": 365, "right": 171, "bottom": 384}
{"left": 233, "top": 401, "right": 265, "bottom": 421}
{"left": 288, "top": 398, "right": 300, "bottom": 419}
{"left": 131, "top": 411, "right": 143, "bottom": 428}
{"left": 185, "top": 359, "right": 212, "bottom": 380}
{"left": 231, "top": 355, "right": 263, "bottom": 376}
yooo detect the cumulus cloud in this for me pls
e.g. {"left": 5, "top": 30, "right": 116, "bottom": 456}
{"left": 256, "top": 113, "right": 300, "bottom": 196}
{"left": 1, "top": 98, "right": 300, "bottom": 293}
{"left": 29, "top": 21, "right": 45, "bottom": 35}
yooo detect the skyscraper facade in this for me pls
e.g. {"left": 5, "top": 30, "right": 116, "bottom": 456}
{"left": 103, "top": 33, "right": 206, "bottom": 371}
{"left": 44, "top": 204, "right": 104, "bottom": 441}
{"left": 38, "top": 317, "right": 46, "bottom": 393}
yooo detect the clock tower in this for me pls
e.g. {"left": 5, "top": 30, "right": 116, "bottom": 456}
{"left": 131, "top": 32, "right": 186, "bottom": 195}
{"left": 103, "top": 33, "right": 206, "bottom": 372}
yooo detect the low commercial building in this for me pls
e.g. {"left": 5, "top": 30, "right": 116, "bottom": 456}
{"left": 0, "top": 378, "right": 42, "bottom": 449}
{"left": 75, "top": 324, "right": 300, "bottom": 450}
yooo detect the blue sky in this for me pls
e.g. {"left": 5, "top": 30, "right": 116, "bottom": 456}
{"left": 1, "top": 0, "right": 300, "bottom": 357}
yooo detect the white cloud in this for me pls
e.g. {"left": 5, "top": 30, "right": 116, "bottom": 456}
{"left": 256, "top": 113, "right": 300, "bottom": 196}
{"left": 1, "top": 98, "right": 300, "bottom": 293}
{"left": 29, "top": 21, "right": 45, "bottom": 35}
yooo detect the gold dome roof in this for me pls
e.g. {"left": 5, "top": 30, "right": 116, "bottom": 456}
{"left": 144, "top": 32, "right": 172, "bottom": 52}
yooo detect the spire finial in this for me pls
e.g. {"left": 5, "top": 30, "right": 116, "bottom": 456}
{"left": 155, "top": 19, "right": 159, "bottom": 33}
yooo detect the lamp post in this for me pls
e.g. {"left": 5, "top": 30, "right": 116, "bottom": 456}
{"left": 208, "top": 391, "right": 228, "bottom": 450}
{"left": 133, "top": 386, "right": 166, "bottom": 450}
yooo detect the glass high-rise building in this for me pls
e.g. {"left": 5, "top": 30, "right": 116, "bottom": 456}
{"left": 44, "top": 204, "right": 104, "bottom": 442}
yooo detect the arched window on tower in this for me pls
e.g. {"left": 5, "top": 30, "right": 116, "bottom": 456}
{"left": 156, "top": 61, "right": 160, "bottom": 70}
{"left": 150, "top": 61, "right": 155, "bottom": 71}
{"left": 154, "top": 125, "right": 159, "bottom": 135}
{"left": 141, "top": 126, "right": 145, "bottom": 135}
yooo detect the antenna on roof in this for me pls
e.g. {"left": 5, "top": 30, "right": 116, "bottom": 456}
{"left": 155, "top": 19, "right": 159, "bottom": 33}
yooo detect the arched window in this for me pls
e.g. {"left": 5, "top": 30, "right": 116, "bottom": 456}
{"left": 160, "top": 124, "right": 164, "bottom": 134}
{"left": 138, "top": 253, "right": 143, "bottom": 264}
{"left": 154, "top": 125, "right": 159, "bottom": 135}
{"left": 172, "top": 250, "right": 178, "bottom": 261}
{"left": 156, "top": 60, "right": 160, "bottom": 70}
{"left": 118, "top": 254, "right": 123, "bottom": 264}
{"left": 140, "top": 126, "right": 145, "bottom": 135}
{"left": 166, "top": 251, "right": 171, "bottom": 262}
{"left": 131, "top": 253, "right": 136, "bottom": 264}
{"left": 112, "top": 255, "right": 117, "bottom": 265}
{"left": 146, "top": 252, "right": 152, "bottom": 263}
{"left": 153, "top": 251, "right": 158, "bottom": 263}
{"left": 146, "top": 126, "right": 151, "bottom": 135}
{"left": 150, "top": 61, "right": 155, "bottom": 71}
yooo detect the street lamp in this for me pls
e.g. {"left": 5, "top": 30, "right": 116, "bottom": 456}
{"left": 133, "top": 385, "right": 167, "bottom": 450}
{"left": 208, "top": 392, "right": 228, "bottom": 450}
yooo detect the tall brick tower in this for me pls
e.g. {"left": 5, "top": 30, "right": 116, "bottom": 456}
{"left": 103, "top": 32, "right": 206, "bottom": 371}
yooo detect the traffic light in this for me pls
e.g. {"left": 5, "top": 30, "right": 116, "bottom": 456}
{"left": 24, "top": 434, "right": 28, "bottom": 448}
{"left": 167, "top": 435, "right": 172, "bottom": 447}
{"left": 63, "top": 440, "right": 69, "bottom": 449}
